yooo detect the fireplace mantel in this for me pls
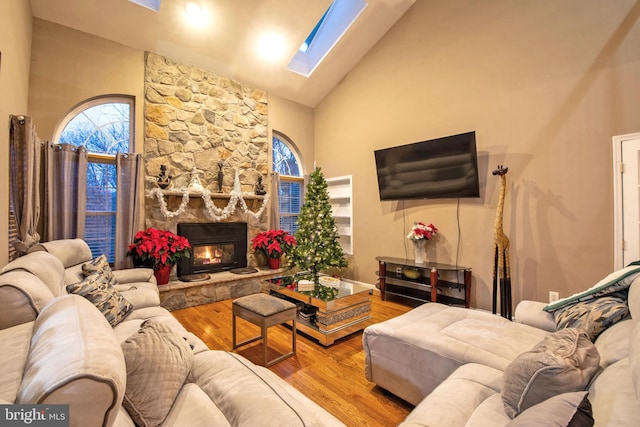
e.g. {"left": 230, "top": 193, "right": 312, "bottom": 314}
{"left": 150, "top": 189, "right": 266, "bottom": 200}
{"left": 147, "top": 187, "right": 269, "bottom": 222}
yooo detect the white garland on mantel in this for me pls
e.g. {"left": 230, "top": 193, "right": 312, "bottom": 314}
{"left": 201, "top": 188, "right": 269, "bottom": 221}
{"left": 148, "top": 170, "right": 269, "bottom": 221}
{"left": 149, "top": 187, "right": 190, "bottom": 218}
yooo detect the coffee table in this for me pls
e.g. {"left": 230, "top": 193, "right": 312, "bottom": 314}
{"left": 265, "top": 276, "right": 372, "bottom": 346}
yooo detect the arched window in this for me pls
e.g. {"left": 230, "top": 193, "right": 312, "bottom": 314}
{"left": 272, "top": 132, "right": 303, "bottom": 234}
{"left": 55, "top": 95, "right": 134, "bottom": 262}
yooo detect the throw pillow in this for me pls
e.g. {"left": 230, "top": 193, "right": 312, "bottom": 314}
{"left": 544, "top": 264, "right": 640, "bottom": 312}
{"left": 82, "top": 254, "right": 118, "bottom": 288}
{"left": 502, "top": 328, "right": 600, "bottom": 418}
{"left": 506, "top": 392, "right": 594, "bottom": 427}
{"left": 121, "top": 320, "right": 194, "bottom": 427}
{"left": 66, "top": 272, "right": 133, "bottom": 327}
{"left": 554, "top": 296, "right": 630, "bottom": 341}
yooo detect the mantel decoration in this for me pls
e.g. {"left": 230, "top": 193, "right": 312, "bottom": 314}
{"left": 148, "top": 168, "right": 269, "bottom": 221}
{"left": 407, "top": 221, "right": 438, "bottom": 264}
{"left": 127, "top": 228, "right": 192, "bottom": 285}
{"left": 251, "top": 229, "right": 297, "bottom": 269}
{"left": 156, "top": 164, "right": 172, "bottom": 189}
{"left": 288, "top": 167, "right": 348, "bottom": 301}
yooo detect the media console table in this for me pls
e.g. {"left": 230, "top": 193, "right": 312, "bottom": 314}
{"left": 376, "top": 257, "right": 472, "bottom": 307}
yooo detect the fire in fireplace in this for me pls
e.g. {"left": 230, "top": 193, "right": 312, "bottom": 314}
{"left": 177, "top": 222, "right": 247, "bottom": 277}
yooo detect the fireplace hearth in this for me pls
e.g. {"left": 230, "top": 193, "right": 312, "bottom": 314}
{"left": 177, "top": 222, "right": 248, "bottom": 277}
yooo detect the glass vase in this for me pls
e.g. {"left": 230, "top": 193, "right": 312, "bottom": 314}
{"left": 413, "top": 240, "right": 425, "bottom": 264}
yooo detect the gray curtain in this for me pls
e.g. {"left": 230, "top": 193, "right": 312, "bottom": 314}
{"left": 269, "top": 172, "right": 280, "bottom": 229}
{"left": 9, "top": 115, "right": 42, "bottom": 254}
{"left": 115, "top": 153, "right": 143, "bottom": 269}
{"left": 45, "top": 142, "right": 87, "bottom": 240}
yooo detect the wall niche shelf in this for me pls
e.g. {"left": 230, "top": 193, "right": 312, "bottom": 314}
{"left": 326, "top": 175, "right": 353, "bottom": 255}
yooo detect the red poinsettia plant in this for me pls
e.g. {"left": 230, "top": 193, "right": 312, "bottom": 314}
{"left": 127, "top": 227, "right": 192, "bottom": 268}
{"left": 251, "top": 229, "right": 296, "bottom": 259}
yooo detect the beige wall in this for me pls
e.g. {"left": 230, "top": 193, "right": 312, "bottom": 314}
{"left": 315, "top": 0, "right": 640, "bottom": 311}
{"left": 0, "top": 0, "right": 33, "bottom": 265}
{"left": 29, "top": 19, "right": 145, "bottom": 151}
{"left": 269, "top": 95, "right": 315, "bottom": 174}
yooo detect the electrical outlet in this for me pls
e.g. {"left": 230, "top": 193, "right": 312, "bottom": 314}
{"left": 549, "top": 291, "right": 560, "bottom": 303}
{"left": 396, "top": 267, "right": 402, "bottom": 276}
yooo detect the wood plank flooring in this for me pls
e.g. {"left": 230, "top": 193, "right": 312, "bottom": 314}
{"left": 172, "top": 293, "right": 415, "bottom": 427}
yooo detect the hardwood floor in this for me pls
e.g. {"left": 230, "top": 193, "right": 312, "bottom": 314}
{"left": 172, "top": 293, "right": 415, "bottom": 427}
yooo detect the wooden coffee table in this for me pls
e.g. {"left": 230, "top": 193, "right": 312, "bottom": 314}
{"left": 265, "top": 277, "right": 373, "bottom": 346}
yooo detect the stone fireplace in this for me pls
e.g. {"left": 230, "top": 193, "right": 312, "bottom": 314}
{"left": 176, "top": 222, "right": 248, "bottom": 277}
{"left": 141, "top": 52, "right": 279, "bottom": 311}
{"left": 142, "top": 51, "right": 270, "bottom": 271}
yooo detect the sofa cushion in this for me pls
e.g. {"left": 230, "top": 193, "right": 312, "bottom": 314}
{"left": 32, "top": 238, "right": 93, "bottom": 269}
{"left": 0, "top": 322, "right": 34, "bottom": 403}
{"left": 162, "top": 383, "right": 231, "bottom": 427}
{"left": 121, "top": 320, "right": 194, "bottom": 427}
{"left": 506, "top": 392, "right": 593, "bottom": 427}
{"left": 0, "top": 270, "right": 55, "bottom": 329}
{"left": 190, "top": 350, "right": 345, "bottom": 426}
{"left": 67, "top": 272, "right": 133, "bottom": 327}
{"left": 554, "top": 295, "right": 630, "bottom": 341}
{"left": 0, "top": 251, "right": 66, "bottom": 296}
{"left": 629, "top": 322, "right": 640, "bottom": 399}
{"left": 587, "top": 358, "right": 640, "bottom": 426}
{"left": 594, "top": 318, "right": 634, "bottom": 368}
{"left": 17, "top": 295, "right": 126, "bottom": 427}
{"left": 398, "top": 364, "right": 504, "bottom": 427}
{"left": 502, "top": 328, "right": 600, "bottom": 418}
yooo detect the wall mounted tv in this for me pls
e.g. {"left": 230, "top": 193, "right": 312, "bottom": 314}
{"left": 374, "top": 131, "right": 480, "bottom": 201}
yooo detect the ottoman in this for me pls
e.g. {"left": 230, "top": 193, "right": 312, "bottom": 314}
{"left": 232, "top": 293, "right": 297, "bottom": 367}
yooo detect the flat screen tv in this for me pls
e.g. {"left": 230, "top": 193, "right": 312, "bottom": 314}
{"left": 374, "top": 131, "right": 480, "bottom": 200}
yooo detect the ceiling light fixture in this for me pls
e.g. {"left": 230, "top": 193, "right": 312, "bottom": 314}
{"left": 256, "top": 32, "right": 287, "bottom": 62}
{"left": 184, "top": 1, "right": 208, "bottom": 27}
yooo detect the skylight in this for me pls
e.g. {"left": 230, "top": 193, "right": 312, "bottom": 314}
{"left": 299, "top": 9, "right": 330, "bottom": 53}
{"left": 129, "top": 0, "right": 161, "bottom": 12}
{"left": 288, "top": 0, "right": 368, "bottom": 77}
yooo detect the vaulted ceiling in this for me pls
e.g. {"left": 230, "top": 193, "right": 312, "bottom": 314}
{"left": 30, "top": 0, "right": 416, "bottom": 107}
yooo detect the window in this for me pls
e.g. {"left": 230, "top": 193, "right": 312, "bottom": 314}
{"left": 56, "top": 96, "right": 134, "bottom": 262}
{"left": 272, "top": 133, "right": 303, "bottom": 235}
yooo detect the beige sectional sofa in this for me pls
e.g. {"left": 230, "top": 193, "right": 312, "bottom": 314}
{"left": 0, "top": 238, "right": 344, "bottom": 427}
{"left": 363, "top": 267, "right": 640, "bottom": 426}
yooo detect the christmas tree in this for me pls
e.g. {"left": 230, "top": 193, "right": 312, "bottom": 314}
{"left": 289, "top": 167, "right": 348, "bottom": 299}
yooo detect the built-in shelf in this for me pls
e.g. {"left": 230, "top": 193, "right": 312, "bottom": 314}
{"left": 326, "top": 175, "right": 353, "bottom": 255}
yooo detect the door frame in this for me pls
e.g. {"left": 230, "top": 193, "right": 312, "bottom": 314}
{"left": 612, "top": 132, "right": 640, "bottom": 269}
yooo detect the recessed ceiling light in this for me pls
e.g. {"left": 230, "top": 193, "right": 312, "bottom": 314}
{"left": 256, "top": 32, "right": 287, "bottom": 62}
{"left": 184, "top": 1, "right": 208, "bottom": 27}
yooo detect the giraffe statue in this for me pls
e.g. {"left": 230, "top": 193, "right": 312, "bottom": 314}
{"left": 492, "top": 165, "right": 512, "bottom": 319}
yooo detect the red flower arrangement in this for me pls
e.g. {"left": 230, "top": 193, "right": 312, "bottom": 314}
{"left": 127, "top": 228, "right": 192, "bottom": 268}
{"left": 407, "top": 221, "right": 438, "bottom": 241}
{"left": 251, "top": 229, "right": 296, "bottom": 259}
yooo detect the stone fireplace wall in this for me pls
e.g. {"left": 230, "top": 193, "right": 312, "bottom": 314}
{"left": 143, "top": 52, "right": 270, "bottom": 271}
